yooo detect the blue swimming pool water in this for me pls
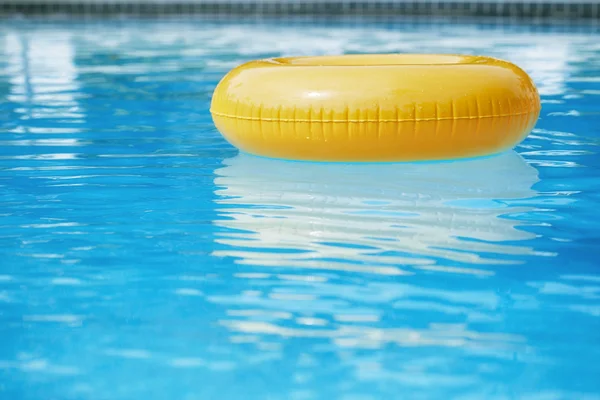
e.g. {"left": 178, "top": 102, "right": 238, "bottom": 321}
{"left": 0, "top": 16, "right": 599, "bottom": 400}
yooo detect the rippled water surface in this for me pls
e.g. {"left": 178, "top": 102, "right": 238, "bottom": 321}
{"left": 1, "top": 17, "right": 599, "bottom": 400}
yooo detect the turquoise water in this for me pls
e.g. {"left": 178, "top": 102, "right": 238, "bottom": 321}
{"left": 1, "top": 17, "right": 599, "bottom": 400}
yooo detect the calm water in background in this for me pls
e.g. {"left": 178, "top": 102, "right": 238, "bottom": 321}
{"left": 0, "top": 17, "right": 599, "bottom": 400}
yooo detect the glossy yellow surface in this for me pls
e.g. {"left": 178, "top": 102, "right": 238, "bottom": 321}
{"left": 210, "top": 54, "right": 541, "bottom": 162}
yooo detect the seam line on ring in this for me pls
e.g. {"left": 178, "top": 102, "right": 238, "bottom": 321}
{"left": 210, "top": 108, "right": 539, "bottom": 122}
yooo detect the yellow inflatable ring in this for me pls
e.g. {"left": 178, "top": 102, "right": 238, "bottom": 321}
{"left": 210, "top": 54, "right": 541, "bottom": 162}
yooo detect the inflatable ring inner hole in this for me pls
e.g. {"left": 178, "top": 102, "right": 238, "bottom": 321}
{"left": 272, "top": 54, "right": 478, "bottom": 66}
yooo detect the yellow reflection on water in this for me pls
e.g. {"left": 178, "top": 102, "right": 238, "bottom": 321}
{"left": 212, "top": 151, "right": 543, "bottom": 275}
